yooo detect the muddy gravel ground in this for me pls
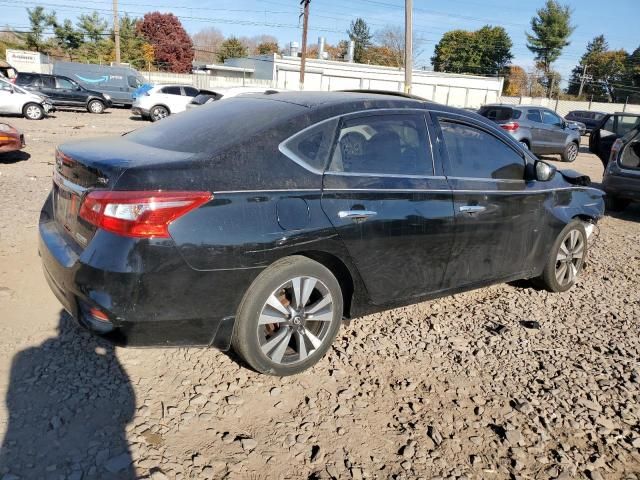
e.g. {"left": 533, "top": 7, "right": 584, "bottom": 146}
{"left": 0, "top": 108, "right": 639, "bottom": 480}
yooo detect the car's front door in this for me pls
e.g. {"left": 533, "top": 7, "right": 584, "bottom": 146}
{"left": 431, "top": 113, "right": 540, "bottom": 290}
{"left": 542, "top": 109, "right": 568, "bottom": 151}
{"left": 524, "top": 108, "right": 546, "bottom": 151}
{"left": 55, "top": 77, "right": 83, "bottom": 105}
{"left": 320, "top": 110, "right": 455, "bottom": 305}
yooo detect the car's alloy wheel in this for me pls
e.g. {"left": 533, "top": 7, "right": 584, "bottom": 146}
{"left": 88, "top": 100, "right": 104, "bottom": 114}
{"left": 563, "top": 142, "right": 578, "bottom": 162}
{"left": 150, "top": 106, "right": 169, "bottom": 122}
{"left": 554, "top": 229, "right": 585, "bottom": 287}
{"left": 537, "top": 221, "right": 587, "bottom": 292}
{"left": 257, "top": 276, "right": 335, "bottom": 365}
{"left": 24, "top": 103, "right": 43, "bottom": 120}
{"left": 232, "top": 256, "right": 343, "bottom": 375}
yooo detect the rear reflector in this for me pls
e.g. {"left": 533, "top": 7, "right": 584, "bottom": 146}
{"left": 500, "top": 122, "right": 520, "bottom": 131}
{"left": 79, "top": 190, "right": 212, "bottom": 238}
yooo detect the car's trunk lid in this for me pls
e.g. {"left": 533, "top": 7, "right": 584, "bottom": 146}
{"left": 52, "top": 137, "right": 194, "bottom": 247}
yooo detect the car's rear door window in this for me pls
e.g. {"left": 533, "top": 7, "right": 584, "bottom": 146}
{"left": 617, "top": 116, "right": 640, "bottom": 136}
{"left": 526, "top": 109, "right": 542, "bottom": 123}
{"left": 439, "top": 120, "right": 525, "bottom": 180}
{"left": 161, "top": 86, "right": 181, "bottom": 95}
{"left": 42, "top": 76, "right": 55, "bottom": 88}
{"left": 327, "top": 114, "right": 432, "bottom": 176}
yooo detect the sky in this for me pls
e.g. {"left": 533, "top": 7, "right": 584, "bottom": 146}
{"left": 2, "top": 0, "right": 639, "bottom": 87}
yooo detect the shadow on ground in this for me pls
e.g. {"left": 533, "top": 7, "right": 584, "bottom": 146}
{"left": 0, "top": 151, "right": 31, "bottom": 164}
{"left": 0, "top": 312, "right": 136, "bottom": 479}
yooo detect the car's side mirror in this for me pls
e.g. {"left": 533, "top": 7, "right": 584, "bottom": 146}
{"left": 535, "top": 161, "right": 556, "bottom": 182}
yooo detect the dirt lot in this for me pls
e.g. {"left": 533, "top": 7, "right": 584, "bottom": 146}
{"left": 0, "top": 108, "right": 639, "bottom": 480}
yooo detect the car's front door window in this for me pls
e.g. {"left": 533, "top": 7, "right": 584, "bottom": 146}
{"left": 542, "top": 110, "right": 563, "bottom": 128}
{"left": 439, "top": 121, "right": 525, "bottom": 180}
{"left": 56, "top": 78, "right": 75, "bottom": 90}
{"left": 328, "top": 114, "right": 432, "bottom": 176}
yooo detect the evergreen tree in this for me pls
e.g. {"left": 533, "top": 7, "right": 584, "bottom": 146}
{"left": 25, "top": 7, "right": 57, "bottom": 52}
{"left": 347, "top": 18, "right": 372, "bottom": 63}
{"left": 217, "top": 37, "right": 248, "bottom": 63}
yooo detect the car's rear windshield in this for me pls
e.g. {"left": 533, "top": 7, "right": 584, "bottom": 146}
{"left": 126, "top": 97, "right": 305, "bottom": 155}
{"left": 479, "top": 106, "right": 519, "bottom": 121}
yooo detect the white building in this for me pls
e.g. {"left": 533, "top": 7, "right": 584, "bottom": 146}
{"left": 223, "top": 54, "right": 504, "bottom": 109}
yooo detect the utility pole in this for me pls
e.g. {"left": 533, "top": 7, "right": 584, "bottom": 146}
{"left": 404, "top": 0, "right": 413, "bottom": 94}
{"left": 578, "top": 64, "right": 592, "bottom": 98}
{"left": 113, "top": 0, "right": 121, "bottom": 64}
{"left": 299, "top": 0, "right": 310, "bottom": 91}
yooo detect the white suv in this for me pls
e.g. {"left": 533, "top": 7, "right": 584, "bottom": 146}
{"left": 131, "top": 84, "right": 199, "bottom": 122}
{"left": 0, "top": 78, "right": 53, "bottom": 120}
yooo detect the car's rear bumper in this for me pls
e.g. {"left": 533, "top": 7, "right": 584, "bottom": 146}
{"left": 38, "top": 194, "right": 253, "bottom": 349}
{"left": 603, "top": 171, "right": 640, "bottom": 201}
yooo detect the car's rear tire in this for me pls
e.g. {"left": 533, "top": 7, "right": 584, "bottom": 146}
{"left": 23, "top": 103, "right": 44, "bottom": 120}
{"left": 150, "top": 105, "right": 169, "bottom": 122}
{"left": 87, "top": 99, "right": 105, "bottom": 114}
{"left": 605, "top": 195, "right": 630, "bottom": 212}
{"left": 536, "top": 221, "right": 587, "bottom": 293}
{"left": 562, "top": 142, "right": 579, "bottom": 162}
{"left": 232, "top": 256, "right": 343, "bottom": 376}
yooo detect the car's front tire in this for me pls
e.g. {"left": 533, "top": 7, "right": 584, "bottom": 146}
{"left": 537, "top": 221, "right": 587, "bottom": 292}
{"left": 87, "top": 99, "right": 105, "bottom": 114}
{"left": 23, "top": 103, "right": 44, "bottom": 120}
{"left": 150, "top": 105, "right": 169, "bottom": 122}
{"left": 562, "top": 141, "right": 579, "bottom": 162}
{"left": 232, "top": 256, "right": 343, "bottom": 376}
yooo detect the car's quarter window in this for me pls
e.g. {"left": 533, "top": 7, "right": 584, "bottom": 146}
{"left": 161, "top": 86, "right": 181, "bottom": 95}
{"left": 56, "top": 78, "right": 75, "bottom": 90}
{"left": 439, "top": 120, "right": 525, "bottom": 180}
{"left": 183, "top": 87, "right": 199, "bottom": 97}
{"left": 328, "top": 113, "right": 431, "bottom": 176}
{"left": 542, "top": 110, "right": 563, "bottom": 127}
{"left": 526, "top": 109, "right": 542, "bottom": 123}
{"left": 279, "top": 118, "right": 338, "bottom": 172}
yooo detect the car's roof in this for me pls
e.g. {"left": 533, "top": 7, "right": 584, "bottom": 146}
{"left": 257, "top": 90, "right": 430, "bottom": 109}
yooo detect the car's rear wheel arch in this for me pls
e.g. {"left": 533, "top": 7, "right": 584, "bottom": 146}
{"left": 295, "top": 251, "right": 355, "bottom": 319}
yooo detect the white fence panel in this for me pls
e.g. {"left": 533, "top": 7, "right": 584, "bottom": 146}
{"left": 498, "top": 96, "right": 640, "bottom": 117}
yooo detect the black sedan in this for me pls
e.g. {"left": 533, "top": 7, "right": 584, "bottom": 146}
{"left": 39, "top": 91, "right": 605, "bottom": 375}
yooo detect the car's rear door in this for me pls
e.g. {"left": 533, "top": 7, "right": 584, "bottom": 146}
{"left": 431, "top": 112, "right": 540, "bottom": 289}
{"left": 320, "top": 110, "right": 455, "bottom": 305}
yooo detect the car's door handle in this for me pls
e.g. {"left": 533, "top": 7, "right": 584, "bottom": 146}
{"left": 459, "top": 205, "right": 486, "bottom": 214}
{"left": 338, "top": 210, "right": 377, "bottom": 221}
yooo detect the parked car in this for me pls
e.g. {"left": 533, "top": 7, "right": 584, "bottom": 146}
{"left": 53, "top": 61, "right": 146, "bottom": 106}
{"left": 565, "top": 119, "right": 586, "bottom": 136}
{"left": 0, "top": 77, "right": 53, "bottom": 120}
{"left": 0, "top": 122, "right": 24, "bottom": 153}
{"left": 14, "top": 73, "right": 112, "bottom": 114}
{"left": 565, "top": 110, "right": 606, "bottom": 133}
{"left": 479, "top": 104, "right": 581, "bottom": 162}
{"left": 0, "top": 60, "right": 18, "bottom": 80}
{"left": 39, "top": 91, "right": 604, "bottom": 376}
{"left": 131, "top": 84, "right": 200, "bottom": 121}
{"left": 589, "top": 112, "right": 640, "bottom": 168}
{"left": 602, "top": 125, "right": 640, "bottom": 211}
{"left": 185, "top": 87, "right": 280, "bottom": 109}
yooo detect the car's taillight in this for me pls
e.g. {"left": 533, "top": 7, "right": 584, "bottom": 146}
{"left": 609, "top": 138, "right": 623, "bottom": 163}
{"left": 79, "top": 190, "right": 211, "bottom": 238}
{"left": 500, "top": 122, "right": 519, "bottom": 131}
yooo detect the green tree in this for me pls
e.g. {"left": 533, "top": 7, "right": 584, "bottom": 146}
{"left": 54, "top": 19, "right": 84, "bottom": 60}
{"left": 432, "top": 26, "right": 513, "bottom": 74}
{"left": 25, "top": 7, "right": 57, "bottom": 52}
{"left": 77, "top": 12, "right": 107, "bottom": 44}
{"left": 257, "top": 41, "right": 279, "bottom": 55}
{"left": 217, "top": 37, "right": 247, "bottom": 63}
{"left": 526, "top": 0, "right": 575, "bottom": 94}
{"left": 624, "top": 46, "right": 640, "bottom": 103}
{"left": 347, "top": 18, "right": 372, "bottom": 63}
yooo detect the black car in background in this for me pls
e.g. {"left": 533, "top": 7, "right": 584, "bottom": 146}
{"left": 565, "top": 110, "right": 606, "bottom": 133}
{"left": 14, "top": 73, "right": 112, "bottom": 113}
{"left": 602, "top": 125, "right": 640, "bottom": 211}
{"left": 39, "top": 92, "right": 604, "bottom": 375}
{"left": 590, "top": 112, "right": 640, "bottom": 168}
